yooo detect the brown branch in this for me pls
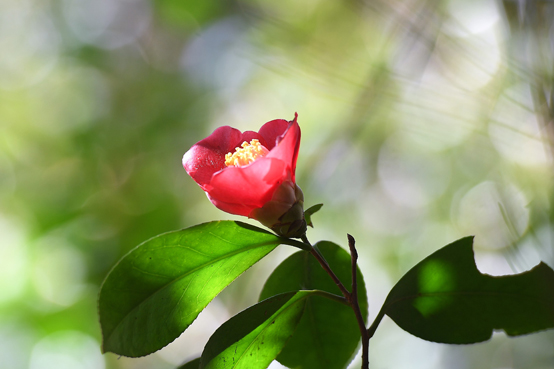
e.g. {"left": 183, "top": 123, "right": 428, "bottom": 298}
{"left": 348, "top": 234, "right": 369, "bottom": 369}
{"left": 301, "top": 234, "right": 370, "bottom": 369}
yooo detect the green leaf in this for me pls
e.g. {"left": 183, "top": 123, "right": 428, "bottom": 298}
{"left": 382, "top": 236, "right": 554, "bottom": 344}
{"left": 304, "top": 203, "right": 323, "bottom": 227}
{"left": 177, "top": 357, "right": 200, "bottom": 369}
{"left": 259, "top": 241, "right": 367, "bottom": 369}
{"left": 99, "top": 221, "right": 297, "bottom": 357}
{"left": 200, "top": 291, "right": 319, "bottom": 369}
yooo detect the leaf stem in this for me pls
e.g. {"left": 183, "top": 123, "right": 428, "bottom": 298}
{"left": 312, "top": 290, "right": 350, "bottom": 306}
{"left": 301, "top": 234, "right": 370, "bottom": 369}
{"left": 367, "top": 308, "right": 385, "bottom": 340}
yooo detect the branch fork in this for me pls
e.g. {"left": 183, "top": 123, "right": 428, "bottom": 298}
{"left": 302, "top": 234, "right": 370, "bottom": 369}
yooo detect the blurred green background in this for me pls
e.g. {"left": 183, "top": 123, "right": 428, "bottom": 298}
{"left": 1, "top": 0, "right": 554, "bottom": 368}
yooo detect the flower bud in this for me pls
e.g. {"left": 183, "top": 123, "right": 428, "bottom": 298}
{"left": 249, "top": 182, "right": 306, "bottom": 238}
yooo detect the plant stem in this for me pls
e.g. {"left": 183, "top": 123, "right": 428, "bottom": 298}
{"left": 348, "top": 235, "right": 370, "bottom": 369}
{"left": 302, "top": 235, "right": 351, "bottom": 298}
{"left": 301, "top": 234, "right": 370, "bottom": 369}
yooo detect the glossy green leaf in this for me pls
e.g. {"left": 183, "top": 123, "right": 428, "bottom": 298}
{"left": 382, "top": 236, "right": 554, "bottom": 343}
{"left": 259, "top": 241, "right": 367, "bottom": 369}
{"left": 200, "top": 291, "right": 320, "bottom": 369}
{"left": 99, "top": 221, "right": 301, "bottom": 357}
{"left": 177, "top": 357, "right": 200, "bottom": 369}
{"left": 304, "top": 203, "right": 323, "bottom": 227}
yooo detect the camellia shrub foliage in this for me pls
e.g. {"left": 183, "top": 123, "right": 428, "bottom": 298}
{"left": 98, "top": 114, "right": 554, "bottom": 369}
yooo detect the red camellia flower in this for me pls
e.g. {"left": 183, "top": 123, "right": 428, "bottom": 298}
{"left": 182, "top": 113, "right": 306, "bottom": 238}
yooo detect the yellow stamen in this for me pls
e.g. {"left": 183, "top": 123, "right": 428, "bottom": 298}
{"left": 225, "top": 139, "right": 269, "bottom": 167}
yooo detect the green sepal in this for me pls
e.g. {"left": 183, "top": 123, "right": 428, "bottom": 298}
{"left": 304, "top": 203, "right": 323, "bottom": 227}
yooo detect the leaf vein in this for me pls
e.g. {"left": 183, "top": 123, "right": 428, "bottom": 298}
{"left": 103, "top": 239, "right": 280, "bottom": 346}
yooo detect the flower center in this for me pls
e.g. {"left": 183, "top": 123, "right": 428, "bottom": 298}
{"left": 225, "top": 139, "right": 269, "bottom": 167}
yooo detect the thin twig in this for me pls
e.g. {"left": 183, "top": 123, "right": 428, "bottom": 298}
{"left": 301, "top": 234, "right": 370, "bottom": 369}
{"left": 348, "top": 234, "right": 359, "bottom": 296}
{"left": 301, "top": 235, "right": 351, "bottom": 299}
{"left": 348, "top": 235, "right": 369, "bottom": 369}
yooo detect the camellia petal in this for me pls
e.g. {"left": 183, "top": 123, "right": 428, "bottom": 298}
{"left": 182, "top": 113, "right": 306, "bottom": 237}
{"left": 258, "top": 119, "right": 290, "bottom": 149}
{"left": 182, "top": 126, "right": 264, "bottom": 190}
{"left": 208, "top": 158, "right": 287, "bottom": 215}
{"left": 262, "top": 116, "right": 300, "bottom": 182}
